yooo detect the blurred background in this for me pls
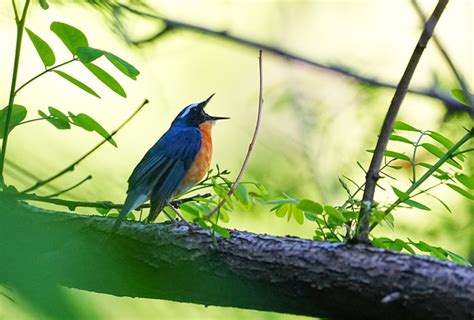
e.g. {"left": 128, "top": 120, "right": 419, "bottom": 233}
{"left": 0, "top": 0, "right": 472, "bottom": 319}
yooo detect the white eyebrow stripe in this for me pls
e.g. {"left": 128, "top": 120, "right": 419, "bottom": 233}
{"left": 179, "top": 103, "right": 198, "bottom": 119}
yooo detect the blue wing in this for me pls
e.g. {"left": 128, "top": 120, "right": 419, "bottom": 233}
{"left": 112, "top": 125, "right": 201, "bottom": 232}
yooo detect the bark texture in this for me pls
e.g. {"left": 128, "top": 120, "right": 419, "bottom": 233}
{"left": 1, "top": 197, "right": 473, "bottom": 319}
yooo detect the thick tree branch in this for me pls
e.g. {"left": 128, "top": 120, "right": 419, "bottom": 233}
{"left": 1, "top": 198, "right": 473, "bottom": 320}
{"left": 116, "top": 3, "right": 472, "bottom": 116}
{"left": 356, "top": 0, "right": 448, "bottom": 242}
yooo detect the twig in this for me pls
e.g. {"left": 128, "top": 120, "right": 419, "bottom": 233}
{"left": 22, "top": 99, "right": 149, "bottom": 193}
{"left": 15, "top": 192, "right": 211, "bottom": 211}
{"left": 355, "top": 0, "right": 449, "bottom": 243}
{"left": 206, "top": 50, "right": 264, "bottom": 219}
{"left": 45, "top": 175, "right": 92, "bottom": 198}
{"left": 116, "top": 2, "right": 472, "bottom": 116}
{"left": 14, "top": 58, "right": 77, "bottom": 95}
{"left": 411, "top": 0, "right": 473, "bottom": 108}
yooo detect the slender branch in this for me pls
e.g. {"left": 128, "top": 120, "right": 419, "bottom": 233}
{"left": 370, "top": 128, "right": 473, "bottom": 231}
{"left": 411, "top": 0, "right": 473, "bottom": 108}
{"left": 22, "top": 99, "right": 149, "bottom": 193}
{"left": 15, "top": 192, "right": 211, "bottom": 211}
{"left": 356, "top": 0, "right": 449, "bottom": 243}
{"left": 206, "top": 50, "right": 264, "bottom": 219}
{"left": 0, "top": 0, "right": 31, "bottom": 187}
{"left": 451, "top": 148, "right": 474, "bottom": 157}
{"left": 11, "top": 0, "right": 19, "bottom": 22}
{"left": 411, "top": 131, "right": 427, "bottom": 183}
{"left": 116, "top": 2, "right": 472, "bottom": 116}
{"left": 45, "top": 175, "right": 93, "bottom": 198}
{"left": 14, "top": 58, "right": 77, "bottom": 95}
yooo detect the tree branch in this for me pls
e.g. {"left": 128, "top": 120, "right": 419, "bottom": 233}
{"left": 22, "top": 99, "right": 149, "bottom": 193}
{"left": 356, "top": 0, "right": 449, "bottom": 242}
{"left": 116, "top": 2, "right": 472, "bottom": 116}
{"left": 1, "top": 199, "right": 473, "bottom": 320}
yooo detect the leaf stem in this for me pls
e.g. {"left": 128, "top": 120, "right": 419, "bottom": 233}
{"left": 14, "top": 58, "right": 77, "bottom": 95}
{"left": 0, "top": 0, "right": 31, "bottom": 187}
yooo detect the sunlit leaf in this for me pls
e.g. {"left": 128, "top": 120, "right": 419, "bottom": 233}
{"left": 428, "top": 131, "right": 454, "bottom": 150}
{"left": 389, "top": 134, "right": 413, "bottom": 145}
{"left": 38, "top": 109, "right": 70, "bottom": 129}
{"left": 25, "top": 28, "right": 55, "bottom": 67}
{"left": 104, "top": 52, "right": 140, "bottom": 80}
{"left": 393, "top": 121, "right": 420, "bottom": 132}
{"left": 39, "top": 0, "right": 49, "bottom": 9}
{"left": 445, "top": 249, "right": 472, "bottom": 266}
{"left": 50, "top": 21, "right": 88, "bottom": 55}
{"left": 68, "top": 112, "right": 117, "bottom": 147}
{"left": 421, "top": 143, "right": 462, "bottom": 169}
{"left": 324, "top": 206, "right": 346, "bottom": 224}
{"left": 211, "top": 223, "right": 230, "bottom": 238}
{"left": 455, "top": 173, "right": 474, "bottom": 190}
{"left": 446, "top": 183, "right": 474, "bottom": 200}
{"left": 427, "top": 194, "right": 452, "bottom": 213}
{"left": 234, "top": 184, "right": 250, "bottom": 206}
{"left": 451, "top": 89, "right": 474, "bottom": 107}
{"left": 76, "top": 47, "right": 103, "bottom": 63}
{"left": 84, "top": 63, "right": 126, "bottom": 97}
{"left": 293, "top": 207, "right": 304, "bottom": 224}
{"left": 392, "top": 186, "right": 409, "bottom": 200}
{"left": 0, "top": 104, "right": 27, "bottom": 138}
{"left": 366, "top": 150, "right": 410, "bottom": 161}
{"left": 53, "top": 70, "right": 100, "bottom": 98}
{"left": 403, "top": 199, "right": 430, "bottom": 211}
{"left": 297, "top": 199, "right": 323, "bottom": 214}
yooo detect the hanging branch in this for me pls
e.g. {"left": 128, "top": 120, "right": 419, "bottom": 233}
{"left": 355, "top": 0, "right": 449, "bottom": 243}
{"left": 115, "top": 3, "right": 472, "bottom": 116}
{"left": 206, "top": 50, "right": 264, "bottom": 219}
{"left": 22, "top": 99, "right": 149, "bottom": 193}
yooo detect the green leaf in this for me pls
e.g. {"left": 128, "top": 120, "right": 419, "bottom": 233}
{"left": 451, "top": 89, "right": 474, "bottom": 107}
{"left": 51, "top": 21, "right": 88, "bottom": 55}
{"left": 234, "top": 184, "right": 250, "bottom": 206}
{"left": 76, "top": 47, "right": 104, "bottom": 63}
{"left": 421, "top": 143, "right": 462, "bottom": 169}
{"left": 48, "top": 107, "right": 69, "bottom": 123}
{"left": 211, "top": 223, "right": 230, "bottom": 238}
{"left": 428, "top": 131, "right": 454, "bottom": 150}
{"left": 53, "top": 70, "right": 100, "bottom": 98}
{"left": 384, "top": 150, "right": 410, "bottom": 161}
{"left": 324, "top": 206, "right": 346, "bottom": 224}
{"left": 104, "top": 52, "right": 140, "bottom": 80}
{"left": 392, "top": 186, "right": 409, "bottom": 200}
{"left": 446, "top": 183, "right": 474, "bottom": 200}
{"left": 389, "top": 134, "right": 413, "bottom": 145}
{"left": 25, "top": 28, "right": 55, "bottom": 67}
{"left": 84, "top": 63, "right": 126, "bottom": 97}
{"left": 403, "top": 199, "right": 431, "bottom": 211}
{"left": 68, "top": 112, "right": 117, "bottom": 147}
{"left": 297, "top": 199, "right": 323, "bottom": 214}
{"left": 393, "top": 121, "right": 419, "bottom": 132}
{"left": 39, "top": 0, "right": 49, "bottom": 9}
{"left": 292, "top": 207, "right": 304, "bottom": 224}
{"left": 445, "top": 250, "right": 472, "bottom": 266}
{"left": 455, "top": 173, "right": 474, "bottom": 190}
{"left": 38, "top": 109, "right": 70, "bottom": 129}
{"left": 427, "top": 194, "right": 452, "bottom": 213}
{"left": 275, "top": 203, "right": 288, "bottom": 218}
{"left": 0, "top": 105, "right": 27, "bottom": 138}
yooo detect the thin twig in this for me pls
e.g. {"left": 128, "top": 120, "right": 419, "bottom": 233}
{"left": 45, "top": 175, "right": 92, "bottom": 198}
{"left": 356, "top": 0, "right": 449, "bottom": 243}
{"left": 411, "top": 0, "right": 473, "bottom": 108}
{"left": 15, "top": 192, "right": 211, "bottom": 211}
{"left": 22, "top": 99, "right": 149, "bottom": 193}
{"left": 206, "top": 50, "right": 264, "bottom": 219}
{"left": 11, "top": 0, "right": 19, "bottom": 22}
{"left": 116, "top": 2, "right": 472, "bottom": 116}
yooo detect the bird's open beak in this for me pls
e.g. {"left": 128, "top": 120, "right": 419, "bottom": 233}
{"left": 200, "top": 93, "right": 230, "bottom": 121}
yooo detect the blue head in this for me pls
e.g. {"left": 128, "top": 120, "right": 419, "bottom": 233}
{"left": 172, "top": 94, "right": 229, "bottom": 127}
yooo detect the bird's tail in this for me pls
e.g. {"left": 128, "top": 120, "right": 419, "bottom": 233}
{"left": 112, "top": 192, "right": 147, "bottom": 233}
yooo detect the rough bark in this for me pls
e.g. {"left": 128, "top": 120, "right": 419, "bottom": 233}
{"left": 1, "top": 197, "right": 473, "bottom": 319}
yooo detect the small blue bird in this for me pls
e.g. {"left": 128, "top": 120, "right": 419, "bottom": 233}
{"left": 112, "top": 94, "right": 228, "bottom": 232}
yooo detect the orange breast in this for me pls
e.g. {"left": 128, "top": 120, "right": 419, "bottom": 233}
{"left": 175, "top": 121, "right": 214, "bottom": 196}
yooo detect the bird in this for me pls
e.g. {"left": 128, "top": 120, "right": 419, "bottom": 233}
{"left": 112, "top": 94, "right": 228, "bottom": 233}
